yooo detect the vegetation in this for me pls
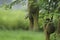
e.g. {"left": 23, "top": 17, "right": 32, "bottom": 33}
{"left": 0, "top": 30, "right": 45, "bottom": 40}
{"left": 0, "top": 0, "right": 60, "bottom": 40}
{"left": 0, "top": 9, "right": 29, "bottom": 30}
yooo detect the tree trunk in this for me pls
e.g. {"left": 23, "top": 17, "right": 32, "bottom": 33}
{"left": 29, "top": 13, "right": 34, "bottom": 30}
{"left": 28, "top": 0, "right": 39, "bottom": 31}
{"left": 44, "top": 23, "right": 50, "bottom": 40}
{"left": 33, "top": 12, "right": 39, "bottom": 31}
{"left": 46, "top": 32, "right": 50, "bottom": 40}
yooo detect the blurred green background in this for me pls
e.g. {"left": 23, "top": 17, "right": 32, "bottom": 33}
{"left": 0, "top": 8, "right": 57, "bottom": 40}
{"left": 0, "top": 0, "right": 60, "bottom": 40}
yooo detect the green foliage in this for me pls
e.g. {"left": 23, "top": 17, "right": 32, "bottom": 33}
{"left": 0, "top": 8, "right": 29, "bottom": 30}
{"left": 50, "top": 33, "right": 56, "bottom": 40}
{"left": 0, "top": 30, "right": 45, "bottom": 40}
{"left": 0, "top": 8, "right": 59, "bottom": 30}
{"left": 0, "top": 0, "right": 60, "bottom": 31}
